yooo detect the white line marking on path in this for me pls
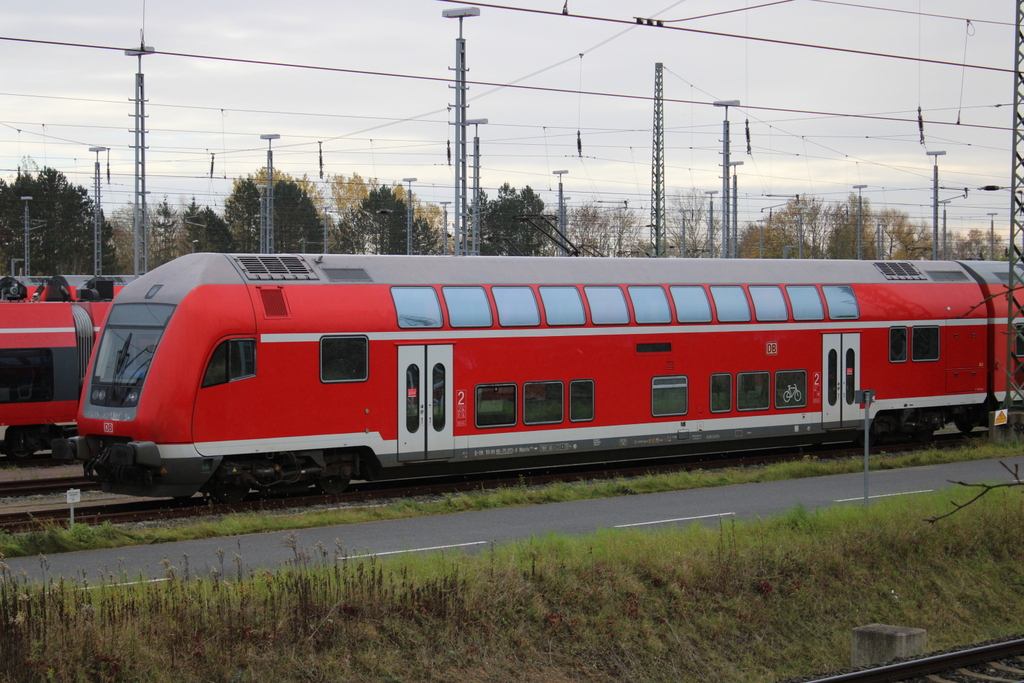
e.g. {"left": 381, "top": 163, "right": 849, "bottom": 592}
{"left": 834, "top": 489, "right": 933, "bottom": 503}
{"left": 615, "top": 512, "right": 736, "bottom": 528}
{"left": 350, "top": 541, "right": 489, "bottom": 559}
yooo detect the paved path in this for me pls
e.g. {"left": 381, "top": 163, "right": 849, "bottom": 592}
{"left": 4, "top": 456, "right": 1020, "bottom": 583}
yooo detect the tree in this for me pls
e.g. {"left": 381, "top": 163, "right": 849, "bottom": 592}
{"left": 183, "top": 198, "right": 233, "bottom": 253}
{"left": 480, "top": 183, "right": 547, "bottom": 256}
{"left": 359, "top": 185, "right": 408, "bottom": 255}
{"left": 271, "top": 178, "right": 322, "bottom": 253}
{"left": 224, "top": 177, "right": 260, "bottom": 253}
{"left": 0, "top": 167, "right": 100, "bottom": 276}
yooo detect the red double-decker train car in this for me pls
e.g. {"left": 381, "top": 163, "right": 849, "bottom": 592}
{"left": 0, "top": 276, "right": 120, "bottom": 458}
{"left": 58, "top": 253, "right": 1004, "bottom": 502}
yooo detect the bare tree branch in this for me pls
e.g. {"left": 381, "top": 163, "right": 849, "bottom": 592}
{"left": 926, "top": 462, "right": 1023, "bottom": 523}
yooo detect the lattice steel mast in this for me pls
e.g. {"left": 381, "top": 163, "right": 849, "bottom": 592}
{"left": 1006, "top": 1, "right": 1024, "bottom": 407}
{"left": 650, "top": 62, "right": 665, "bottom": 257}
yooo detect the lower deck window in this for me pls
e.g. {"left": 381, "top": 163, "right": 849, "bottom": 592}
{"left": 476, "top": 384, "right": 517, "bottom": 428}
{"left": 737, "top": 372, "right": 770, "bottom": 411}
{"left": 0, "top": 348, "right": 54, "bottom": 403}
{"left": 710, "top": 373, "right": 732, "bottom": 413}
{"left": 912, "top": 326, "right": 939, "bottom": 361}
{"left": 321, "top": 336, "right": 368, "bottom": 382}
{"left": 524, "top": 381, "right": 563, "bottom": 425}
{"left": 774, "top": 370, "right": 807, "bottom": 409}
{"left": 652, "top": 375, "right": 688, "bottom": 416}
{"left": 889, "top": 327, "right": 908, "bottom": 363}
{"left": 570, "top": 379, "right": 594, "bottom": 422}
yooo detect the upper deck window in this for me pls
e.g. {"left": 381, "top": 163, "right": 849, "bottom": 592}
{"left": 822, "top": 285, "right": 859, "bottom": 320}
{"left": 539, "top": 286, "right": 586, "bottom": 326}
{"left": 585, "top": 286, "right": 630, "bottom": 325}
{"left": 786, "top": 286, "right": 825, "bottom": 321}
{"left": 442, "top": 287, "right": 492, "bottom": 328}
{"left": 493, "top": 287, "right": 540, "bottom": 327}
{"left": 669, "top": 286, "right": 712, "bottom": 323}
{"left": 628, "top": 286, "right": 671, "bottom": 324}
{"left": 203, "top": 339, "right": 257, "bottom": 388}
{"left": 749, "top": 286, "right": 788, "bottom": 322}
{"left": 391, "top": 287, "right": 443, "bottom": 329}
{"left": 709, "top": 286, "right": 751, "bottom": 322}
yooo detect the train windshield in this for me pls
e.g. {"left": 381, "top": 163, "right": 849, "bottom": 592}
{"left": 90, "top": 303, "right": 175, "bottom": 407}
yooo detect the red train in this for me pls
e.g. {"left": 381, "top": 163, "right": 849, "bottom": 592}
{"left": 0, "top": 276, "right": 125, "bottom": 458}
{"left": 55, "top": 253, "right": 1012, "bottom": 502}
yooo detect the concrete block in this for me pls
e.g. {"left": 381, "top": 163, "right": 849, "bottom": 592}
{"left": 851, "top": 624, "right": 927, "bottom": 668}
{"left": 989, "top": 408, "right": 1024, "bottom": 445}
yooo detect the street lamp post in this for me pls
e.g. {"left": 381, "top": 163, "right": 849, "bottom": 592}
{"left": 988, "top": 212, "right": 999, "bottom": 260}
{"left": 443, "top": 6, "right": 480, "bottom": 256}
{"left": 403, "top": 178, "right": 417, "bottom": 255}
{"left": 714, "top": 100, "right": 740, "bottom": 259}
{"left": 794, "top": 204, "right": 807, "bottom": 259}
{"left": 729, "top": 161, "right": 743, "bottom": 258}
{"left": 705, "top": 190, "right": 718, "bottom": 257}
{"left": 21, "top": 196, "right": 32, "bottom": 278}
{"left": 89, "top": 146, "right": 109, "bottom": 276}
{"left": 926, "top": 150, "right": 946, "bottom": 260}
{"left": 939, "top": 198, "right": 954, "bottom": 260}
{"left": 260, "top": 134, "right": 281, "bottom": 254}
{"left": 554, "top": 170, "right": 569, "bottom": 257}
{"left": 853, "top": 185, "right": 867, "bottom": 260}
{"left": 440, "top": 202, "right": 451, "bottom": 255}
{"left": 466, "top": 118, "right": 487, "bottom": 255}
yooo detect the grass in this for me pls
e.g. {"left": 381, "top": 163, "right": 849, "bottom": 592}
{"left": 1, "top": 487, "right": 1023, "bottom": 682}
{"left": 0, "top": 438, "right": 1016, "bottom": 561}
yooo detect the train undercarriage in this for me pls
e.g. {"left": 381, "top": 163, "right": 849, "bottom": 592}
{"left": 200, "top": 449, "right": 363, "bottom": 503}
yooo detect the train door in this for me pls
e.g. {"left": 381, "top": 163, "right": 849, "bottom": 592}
{"left": 397, "top": 345, "right": 454, "bottom": 461}
{"left": 821, "top": 333, "right": 861, "bottom": 429}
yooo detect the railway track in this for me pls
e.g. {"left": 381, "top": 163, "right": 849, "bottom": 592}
{"left": 0, "top": 476, "right": 98, "bottom": 498}
{"left": 0, "top": 434, "right": 971, "bottom": 533}
{"left": 798, "top": 637, "right": 1024, "bottom": 683}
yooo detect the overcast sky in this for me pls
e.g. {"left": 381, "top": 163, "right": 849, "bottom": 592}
{"left": 0, "top": 0, "right": 1014, "bottom": 242}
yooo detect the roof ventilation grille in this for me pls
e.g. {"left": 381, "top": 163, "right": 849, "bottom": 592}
{"left": 235, "top": 255, "right": 317, "bottom": 281}
{"left": 874, "top": 262, "right": 926, "bottom": 281}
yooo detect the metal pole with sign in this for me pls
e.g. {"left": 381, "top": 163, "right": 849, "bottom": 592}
{"left": 66, "top": 488, "right": 81, "bottom": 526}
{"left": 854, "top": 390, "right": 875, "bottom": 506}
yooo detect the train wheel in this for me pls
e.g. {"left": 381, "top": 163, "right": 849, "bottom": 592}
{"left": 3, "top": 429, "right": 37, "bottom": 459}
{"left": 211, "top": 483, "right": 250, "bottom": 505}
{"left": 318, "top": 475, "right": 350, "bottom": 495}
{"left": 952, "top": 416, "right": 975, "bottom": 435}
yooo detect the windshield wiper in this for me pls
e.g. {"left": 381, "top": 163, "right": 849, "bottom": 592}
{"left": 112, "top": 332, "right": 133, "bottom": 385}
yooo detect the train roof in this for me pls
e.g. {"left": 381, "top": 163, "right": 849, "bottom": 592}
{"left": 112, "top": 253, "right": 1013, "bottom": 308}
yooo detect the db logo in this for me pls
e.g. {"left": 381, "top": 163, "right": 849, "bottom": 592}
{"left": 103, "top": 422, "right": 114, "bottom": 433}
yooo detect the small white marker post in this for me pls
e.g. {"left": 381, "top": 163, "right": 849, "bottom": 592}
{"left": 66, "top": 488, "right": 81, "bottom": 526}
{"left": 854, "top": 390, "right": 875, "bottom": 506}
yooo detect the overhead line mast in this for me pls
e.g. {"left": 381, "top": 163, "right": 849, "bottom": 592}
{"left": 651, "top": 62, "right": 665, "bottom": 258}
{"left": 1006, "top": 0, "right": 1024, "bottom": 408}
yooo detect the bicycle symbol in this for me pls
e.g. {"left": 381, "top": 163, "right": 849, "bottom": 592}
{"left": 783, "top": 384, "right": 802, "bottom": 403}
